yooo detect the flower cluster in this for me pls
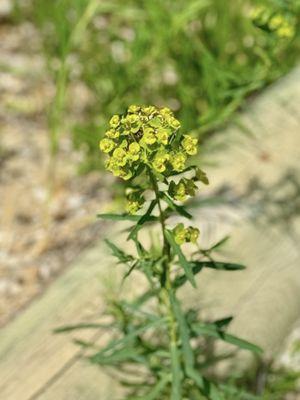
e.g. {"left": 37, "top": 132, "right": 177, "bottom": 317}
{"left": 168, "top": 178, "right": 197, "bottom": 202}
{"left": 173, "top": 223, "right": 200, "bottom": 245}
{"left": 125, "top": 188, "right": 145, "bottom": 215}
{"left": 99, "top": 105, "right": 198, "bottom": 181}
{"left": 251, "top": 6, "right": 296, "bottom": 39}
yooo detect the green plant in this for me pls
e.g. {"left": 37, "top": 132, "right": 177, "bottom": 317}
{"left": 57, "top": 106, "right": 262, "bottom": 399}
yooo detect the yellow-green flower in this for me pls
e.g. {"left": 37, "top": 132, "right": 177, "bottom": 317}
{"left": 109, "top": 115, "right": 120, "bottom": 129}
{"left": 173, "top": 223, "right": 187, "bottom": 245}
{"left": 168, "top": 116, "right": 181, "bottom": 130}
{"left": 149, "top": 116, "right": 163, "bottom": 129}
{"left": 129, "top": 142, "right": 140, "bottom": 154}
{"left": 187, "top": 227, "right": 200, "bottom": 243}
{"left": 160, "top": 107, "right": 173, "bottom": 118}
{"left": 113, "top": 147, "right": 127, "bottom": 166}
{"left": 126, "top": 114, "right": 141, "bottom": 133}
{"left": 105, "top": 129, "right": 119, "bottom": 139}
{"left": 119, "top": 139, "right": 128, "bottom": 148}
{"left": 277, "top": 23, "right": 295, "bottom": 38}
{"left": 183, "top": 178, "right": 197, "bottom": 197}
{"left": 170, "top": 152, "right": 186, "bottom": 172}
{"left": 143, "top": 105, "right": 156, "bottom": 116}
{"left": 156, "top": 128, "right": 169, "bottom": 145}
{"left": 251, "top": 5, "right": 263, "bottom": 20}
{"left": 269, "top": 14, "right": 284, "bottom": 30}
{"left": 99, "top": 138, "right": 115, "bottom": 153}
{"left": 119, "top": 169, "right": 133, "bottom": 181}
{"left": 143, "top": 127, "right": 157, "bottom": 145}
{"left": 128, "top": 105, "right": 140, "bottom": 114}
{"left": 128, "top": 142, "right": 141, "bottom": 161}
{"left": 152, "top": 152, "right": 169, "bottom": 173}
{"left": 100, "top": 105, "right": 202, "bottom": 183}
{"left": 182, "top": 135, "right": 198, "bottom": 155}
{"left": 105, "top": 158, "right": 122, "bottom": 177}
{"left": 195, "top": 168, "right": 209, "bottom": 185}
{"left": 169, "top": 180, "right": 187, "bottom": 202}
{"left": 126, "top": 200, "right": 141, "bottom": 214}
{"left": 173, "top": 224, "right": 199, "bottom": 245}
{"left": 125, "top": 189, "right": 145, "bottom": 214}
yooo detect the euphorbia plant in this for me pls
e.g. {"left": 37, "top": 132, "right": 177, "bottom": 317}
{"left": 59, "top": 105, "right": 262, "bottom": 399}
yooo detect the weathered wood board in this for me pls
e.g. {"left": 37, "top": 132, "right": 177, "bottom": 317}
{"left": 0, "top": 67, "right": 300, "bottom": 399}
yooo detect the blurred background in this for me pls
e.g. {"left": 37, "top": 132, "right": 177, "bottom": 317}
{"left": 0, "top": 0, "right": 300, "bottom": 397}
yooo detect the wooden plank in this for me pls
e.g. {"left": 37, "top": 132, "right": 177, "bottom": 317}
{"left": 0, "top": 240, "right": 120, "bottom": 400}
{"left": 0, "top": 66, "right": 300, "bottom": 399}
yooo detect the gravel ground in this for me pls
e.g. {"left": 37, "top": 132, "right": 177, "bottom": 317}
{"left": 0, "top": 14, "right": 111, "bottom": 326}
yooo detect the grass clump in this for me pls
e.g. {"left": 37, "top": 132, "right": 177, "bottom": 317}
{"left": 13, "top": 0, "right": 300, "bottom": 172}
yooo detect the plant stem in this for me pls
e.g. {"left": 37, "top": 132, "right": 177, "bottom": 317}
{"left": 148, "top": 170, "right": 181, "bottom": 397}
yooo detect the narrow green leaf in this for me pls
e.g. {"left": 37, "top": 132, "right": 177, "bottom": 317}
{"left": 90, "top": 346, "right": 142, "bottom": 365}
{"left": 209, "top": 236, "right": 230, "bottom": 251}
{"left": 220, "top": 384, "right": 259, "bottom": 400}
{"left": 192, "top": 261, "right": 246, "bottom": 271}
{"left": 97, "top": 213, "right": 140, "bottom": 221}
{"left": 128, "top": 374, "right": 170, "bottom": 400}
{"left": 131, "top": 235, "right": 147, "bottom": 258}
{"left": 169, "top": 293, "right": 222, "bottom": 399}
{"left": 122, "top": 261, "right": 139, "bottom": 282}
{"left": 163, "top": 193, "right": 192, "bottom": 219}
{"left": 54, "top": 322, "right": 113, "bottom": 334}
{"left": 91, "top": 317, "right": 166, "bottom": 362}
{"left": 186, "top": 368, "right": 223, "bottom": 400}
{"left": 213, "top": 316, "right": 233, "bottom": 329}
{"left": 192, "top": 323, "right": 263, "bottom": 355}
{"left": 195, "top": 168, "right": 209, "bottom": 185}
{"left": 128, "top": 200, "right": 157, "bottom": 240}
{"left": 165, "top": 230, "right": 196, "bottom": 288}
{"left": 174, "top": 260, "right": 245, "bottom": 289}
{"left": 174, "top": 263, "right": 204, "bottom": 288}
{"left": 120, "top": 300, "right": 160, "bottom": 322}
{"left": 105, "top": 239, "right": 134, "bottom": 263}
{"left": 170, "top": 291, "right": 194, "bottom": 367}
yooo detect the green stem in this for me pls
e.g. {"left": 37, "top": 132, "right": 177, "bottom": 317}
{"left": 148, "top": 169, "right": 181, "bottom": 398}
